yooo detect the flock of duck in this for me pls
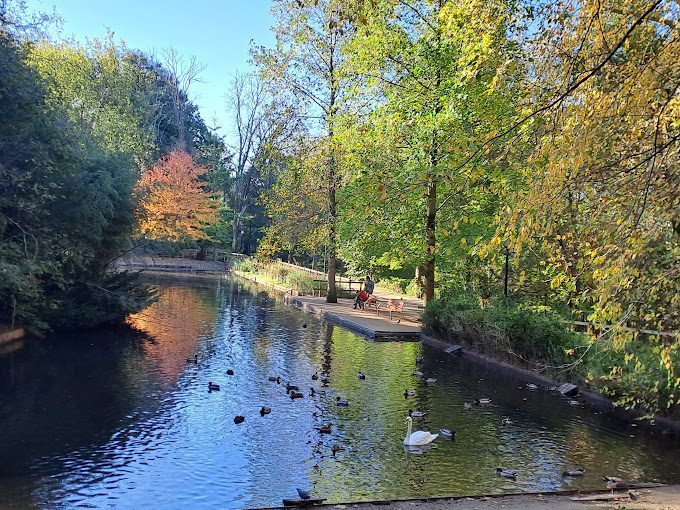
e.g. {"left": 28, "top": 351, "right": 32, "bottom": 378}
{"left": 187, "top": 338, "right": 639, "bottom": 492}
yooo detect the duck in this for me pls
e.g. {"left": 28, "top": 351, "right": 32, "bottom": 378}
{"left": 226, "top": 369, "right": 234, "bottom": 376}
{"left": 233, "top": 415, "right": 245, "bottom": 424}
{"left": 567, "top": 399, "right": 583, "bottom": 406}
{"left": 409, "top": 409, "right": 426, "bottom": 418}
{"left": 603, "top": 476, "right": 624, "bottom": 483}
{"left": 358, "top": 371, "right": 366, "bottom": 380}
{"left": 424, "top": 378, "right": 437, "bottom": 384}
{"left": 563, "top": 468, "right": 585, "bottom": 477}
{"left": 296, "top": 488, "right": 311, "bottom": 500}
{"left": 439, "top": 428, "right": 455, "bottom": 438}
{"left": 526, "top": 383, "right": 539, "bottom": 390}
{"left": 286, "top": 383, "right": 299, "bottom": 392}
{"left": 412, "top": 370, "right": 424, "bottom": 377}
{"left": 310, "top": 387, "right": 316, "bottom": 397}
{"left": 208, "top": 382, "right": 220, "bottom": 391}
{"left": 403, "top": 416, "right": 438, "bottom": 445}
{"left": 319, "top": 424, "right": 332, "bottom": 434}
{"left": 501, "top": 417, "right": 514, "bottom": 426}
{"left": 497, "top": 468, "right": 517, "bottom": 479}
{"left": 268, "top": 376, "right": 281, "bottom": 383}
{"left": 302, "top": 323, "right": 308, "bottom": 328}
{"left": 404, "top": 389, "right": 416, "bottom": 398}
{"left": 416, "top": 356, "right": 424, "bottom": 364}
{"left": 311, "top": 372, "right": 319, "bottom": 380}
{"left": 475, "top": 398, "right": 492, "bottom": 405}
{"left": 336, "top": 397, "right": 349, "bottom": 407}
{"left": 463, "top": 402, "right": 472, "bottom": 410}
{"left": 290, "top": 391, "right": 304, "bottom": 399}
{"left": 331, "top": 444, "right": 344, "bottom": 455}
{"left": 260, "top": 406, "right": 272, "bottom": 416}
{"left": 186, "top": 354, "right": 198, "bottom": 364}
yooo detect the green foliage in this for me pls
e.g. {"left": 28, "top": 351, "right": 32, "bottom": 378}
{"left": 0, "top": 33, "right": 153, "bottom": 330}
{"left": 423, "top": 290, "right": 581, "bottom": 364}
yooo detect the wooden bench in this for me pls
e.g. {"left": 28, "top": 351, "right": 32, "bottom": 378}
{"left": 385, "top": 298, "right": 404, "bottom": 320}
{"left": 363, "top": 296, "right": 404, "bottom": 320}
{"left": 363, "top": 294, "right": 379, "bottom": 312}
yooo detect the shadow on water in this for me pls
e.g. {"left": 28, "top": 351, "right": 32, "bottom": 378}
{"left": 0, "top": 275, "right": 679, "bottom": 509}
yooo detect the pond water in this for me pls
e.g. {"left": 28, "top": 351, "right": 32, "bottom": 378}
{"left": 1, "top": 276, "right": 679, "bottom": 509}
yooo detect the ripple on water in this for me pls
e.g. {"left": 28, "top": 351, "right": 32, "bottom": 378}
{"left": 1, "top": 276, "right": 679, "bottom": 509}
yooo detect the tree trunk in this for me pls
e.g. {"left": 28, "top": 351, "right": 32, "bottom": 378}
{"left": 326, "top": 187, "right": 338, "bottom": 303}
{"left": 424, "top": 175, "right": 436, "bottom": 303}
{"left": 231, "top": 215, "right": 241, "bottom": 253}
{"left": 326, "top": 37, "right": 338, "bottom": 304}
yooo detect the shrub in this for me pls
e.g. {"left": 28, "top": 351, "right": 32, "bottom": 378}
{"left": 285, "top": 272, "right": 315, "bottom": 294}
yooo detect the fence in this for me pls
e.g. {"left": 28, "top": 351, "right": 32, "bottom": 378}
{"left": 565, "top": 320, "right": 677, "bottom": 338}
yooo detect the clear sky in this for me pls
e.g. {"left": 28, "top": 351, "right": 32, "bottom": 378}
{"left": 27, "top": 0, "right": 276, "bottom": 142}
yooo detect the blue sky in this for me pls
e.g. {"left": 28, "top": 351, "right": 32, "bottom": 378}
{"left": 27, "top": 0, "right": 275, "bottom": 142}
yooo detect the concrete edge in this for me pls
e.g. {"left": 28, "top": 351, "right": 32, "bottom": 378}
{"left": 420, "top": 333, "right": 680, "bottom": 437}
{"left": 254, "top": 485, "right": 671, "bottom": 510}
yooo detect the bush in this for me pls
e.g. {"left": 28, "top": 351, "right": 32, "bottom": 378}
{"left": 285, "top": 272, "right": 315, "bottom": 294}
{"left": 422, "top": 290, "right": 579, "bottom": 364}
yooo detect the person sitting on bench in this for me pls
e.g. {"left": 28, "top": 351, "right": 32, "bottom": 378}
{"left": 353, "top": 289, "right": 368, "bottom": 309}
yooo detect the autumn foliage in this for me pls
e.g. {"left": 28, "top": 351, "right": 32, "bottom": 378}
{"left": 135, "top": 150, "right": 218, "bottom": 241}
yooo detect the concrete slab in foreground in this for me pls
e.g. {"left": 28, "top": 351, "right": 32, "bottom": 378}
{"left": 265, "top": 485, "right": 680, "bottom": 510}
{"left": 284, "top": 295, "right": 421, "bottom": 339}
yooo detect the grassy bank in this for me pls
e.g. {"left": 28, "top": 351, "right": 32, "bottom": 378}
{"left": 422, "top": 290, "right": 679, "bottom": 420}
{"left": 232, "top": 258, "right": 317, "bottom": 295}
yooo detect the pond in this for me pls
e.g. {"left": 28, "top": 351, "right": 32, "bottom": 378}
{"left": 1, "top": 276, "right": 679, "bottom": 509}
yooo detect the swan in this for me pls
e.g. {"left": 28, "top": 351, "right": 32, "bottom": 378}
{"left": 403, "top": 416, "right": 438, "bottom": 445}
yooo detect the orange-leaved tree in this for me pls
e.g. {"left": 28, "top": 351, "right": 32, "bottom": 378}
{"left": 135, "top": 150, "right": 219, "bottom": 241}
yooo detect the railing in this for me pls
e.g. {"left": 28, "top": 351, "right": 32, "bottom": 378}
{"left": 564, "top": 320, "right": 677, "bottom": 338}
{"left": 312, "top": 279, "right": 364, "bottom": 298}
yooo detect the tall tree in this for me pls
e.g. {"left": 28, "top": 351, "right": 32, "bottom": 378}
{"left": 254, "top": 0, "right": 355, "bottom": 302}
{"left": 341, "top": 0, "right": 519, "bottom": 302}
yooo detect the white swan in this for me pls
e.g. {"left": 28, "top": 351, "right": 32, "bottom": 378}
{"left": 403, "top": 416, "right": 438, "bottom": 445}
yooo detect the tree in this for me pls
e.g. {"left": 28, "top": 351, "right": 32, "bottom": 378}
{"left": 135, "top": 150, "right": 219, "bottom": 242}
{"left": 339, "top": 0, "right": 520, "bottom": 302}
{"left": 253, "top": 0, "right": 355, "bottom": 303}
{"left": 0, "top": 31, "right": 151, "bottom": 330}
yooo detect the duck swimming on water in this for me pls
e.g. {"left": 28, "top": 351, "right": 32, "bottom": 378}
{"left": 208, "top": 382, "right": 220, "bottom": 391}
{"left": 497, "top": 468, "right": 517, "bottom": 479}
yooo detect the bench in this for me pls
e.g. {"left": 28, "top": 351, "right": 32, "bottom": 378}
{"left": 363, "top": 296, "right": 404, "bottom": 320}
{"left": 385, "top": 298, "right": 404, "bottom": 320}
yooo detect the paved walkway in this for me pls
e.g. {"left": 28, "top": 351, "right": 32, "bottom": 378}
{"left": 284, "top": 295, "right": 421, "bottom": 339}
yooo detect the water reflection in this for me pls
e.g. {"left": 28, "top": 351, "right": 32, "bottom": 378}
{"left": 0, "top": 275, "right": 679, "bottom": 509}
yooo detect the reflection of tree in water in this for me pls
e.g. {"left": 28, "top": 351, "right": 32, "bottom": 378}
{"left": 0, "top": 325, "right": 145, "bottom": 475}
{"left": 127, "top": 284, "right": 218, "bottom": 380}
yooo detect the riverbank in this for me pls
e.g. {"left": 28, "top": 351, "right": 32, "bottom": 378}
{"left": 266, "top": 485, "right": 680, "bottom": 510}
{"left": 230, "top": 266, "right": 680, "bottom": 438}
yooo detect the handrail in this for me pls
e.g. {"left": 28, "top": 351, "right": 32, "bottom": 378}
{"left": 564, "top": 320, "right": 677, "bottom": 338}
